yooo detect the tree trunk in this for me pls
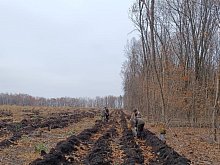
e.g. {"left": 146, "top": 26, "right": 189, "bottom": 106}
{"left": 150, "top": 0, "right": 166, "bottom": 122}
{"left": 213, "top": 74, "right": 220, "bottom": 141}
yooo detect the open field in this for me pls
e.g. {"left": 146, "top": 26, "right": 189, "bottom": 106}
{"left": 0, "top": 106, "right": 219, "bottom": 165}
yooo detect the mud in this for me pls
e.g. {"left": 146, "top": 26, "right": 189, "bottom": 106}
{"left": 0, "top": 110, "right": 13, "bottom": 117}
{"left": 0, "top": 111, "right": 97, "bottom": 149}
{"left": 29, "top": 110, "right": 191, "bottom": 165}
{"left": 119, "top": 112, "right": 144, "bottom": 165}
{"left": 30, "top": 121, "right": 104, "bottom": 165}
{"left": 84, "top": 127, "right": 117, "bottom": 165}
{"left": 143, "top": 129, "right": 190, "bottom": 165}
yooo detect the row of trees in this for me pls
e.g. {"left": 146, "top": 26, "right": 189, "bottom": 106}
{"left": 122, "top": 0, "right": 220, "bottom": 131}
{"left": 0, "top": 93, "right": 123, "bottom": 109}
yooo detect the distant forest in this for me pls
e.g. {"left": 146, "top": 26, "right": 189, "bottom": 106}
{"left": 0, "top": 93, "right": 123, "bottom": 109}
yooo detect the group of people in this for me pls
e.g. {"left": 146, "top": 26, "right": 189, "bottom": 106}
{"left": 100, "top": 107, "right": 145, "bottom": 138}
{"left": 100, "top": 107, "right": 166, "bottom": 141}
{"left": 130, "top": 109, "right": 145, "bottom": 138}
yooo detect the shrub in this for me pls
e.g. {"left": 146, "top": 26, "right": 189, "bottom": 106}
{"left": 35, "top": 143, "right": 48, "bottom": 153}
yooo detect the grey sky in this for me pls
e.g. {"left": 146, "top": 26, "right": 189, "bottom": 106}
{"left": 0, "top": 0, "right": 136, "bottom": 98}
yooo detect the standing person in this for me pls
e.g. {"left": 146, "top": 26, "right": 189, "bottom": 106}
{"left": 101, "top": 107, "right": 106, "bottom": 122}
{"left": 130, "top": 109, "right": 138, "bottom": 137}
{"left": 105, "top": 107, "right": 109, "bottom": 122}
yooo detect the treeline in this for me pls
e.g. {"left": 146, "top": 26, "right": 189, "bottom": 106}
{"left": 0, "top": 93, "right": 123, "bottom": 109}
{"left": 122, "top": 0, "right": 220, "bottom": 128}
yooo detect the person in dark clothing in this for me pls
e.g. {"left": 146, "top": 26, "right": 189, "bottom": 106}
{"left": 135, "top": 117, "right": 145, "bottom": 138}
{"left": 105, "top": 107, "right": 109, "bottom": 122}
{"left": 101, "top": 108, "right": 106, "bottom": 122}
{"left": 130, "top": 109, "right": 143, "bottom": 137}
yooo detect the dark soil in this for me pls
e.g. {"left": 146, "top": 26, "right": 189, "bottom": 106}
{"left": 29, "top": 110, "right": 191, "bottom": 165}
{"left": 0, "top": 111, "right": 97, "bottom": 149}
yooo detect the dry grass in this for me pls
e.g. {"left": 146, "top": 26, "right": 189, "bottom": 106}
{"left": 0, "top": 105, "right": 98, "bottom": 165}
{"left": 146, "top": 124, "right": 220, "bottom": 165}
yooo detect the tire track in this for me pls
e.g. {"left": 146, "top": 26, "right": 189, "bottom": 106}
{"left": 69, "top": 120, "right": 114, "bottom": 164}
{"left": 109, "top": 119, "right": 125, "bottom": 164}
{"left": 28, "top": 109, "right": 191, "bottom": 165}
{"left": 119, "top": 111, "right": 145, "bottom": 165}
{"left": 84, "top": 126, "right": 117, "bottom": 165}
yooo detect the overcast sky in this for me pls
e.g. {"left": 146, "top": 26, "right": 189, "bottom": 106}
{"left": 0, "top": 0, "right": 136, "bottom": 98}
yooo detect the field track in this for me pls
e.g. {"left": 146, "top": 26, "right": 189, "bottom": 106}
{"left": 27, "top": 110, "right": 191, "bottom": 165}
